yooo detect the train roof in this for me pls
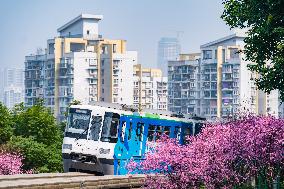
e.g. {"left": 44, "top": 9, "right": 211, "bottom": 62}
{"left": 71, "top": 102, "right": 206, "bottom": 121}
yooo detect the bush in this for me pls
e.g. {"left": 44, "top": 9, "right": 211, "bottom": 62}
{"left": 8, "top": 136, "right": 63, "bottom": 173}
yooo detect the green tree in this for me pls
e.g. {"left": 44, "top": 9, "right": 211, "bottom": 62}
{"left": 0, "top": 102, "right": 13, "bottom": 144}
{"left": 8, "top": 136, "right": 63, "bottom": 173}
{"left": 221, "top": 0, "right": 284, "bottom": 100}
{"left": 9, "top": 101, "right": 63, "bottom": 173}
{"left": 13, "top": 101, "right": 62, "bottom": 146}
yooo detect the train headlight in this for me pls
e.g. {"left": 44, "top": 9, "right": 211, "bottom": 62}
{"left": 99, "top": 148, "right": 110, "bottom": 154}
{"left": 63, "top": 144, "right": 72, "bottom": 150}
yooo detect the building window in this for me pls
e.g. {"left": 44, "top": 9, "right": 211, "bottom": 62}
{"left": 203, "top": 50, "right": 212, "bottom": 59}
{"left": 113, "top": 44, "right": 117, "bottom": 53}
{"left": 230, "top": 48, "right": 239, "bottom": 59}
{"left": 48, "top": 43, "right": 54, "bottom": 54}
{"left": 102, "top": 88, "right": 104, "bottom": 93}
{"left": 87, "top": 30, "right": 90, "bottom": 35}
{"left": 90, "top": 79, "right": 97, "bottom": 84}
{"left": 102, "top": 79, "right": 104, "bottom": 84}
{"left": 102, "top": 46, "right": 108, "bottom": 54}
{"left": 89, "top": 59, "right": 97, "bottom": 66}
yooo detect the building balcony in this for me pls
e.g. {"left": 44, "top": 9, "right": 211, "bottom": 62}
{"left": 59, "top": 63, "right": 68, "bottom": 69}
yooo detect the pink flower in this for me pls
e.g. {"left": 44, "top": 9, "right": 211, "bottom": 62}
{"left": 0, "top": 152, "right": 33, "bottom": 175}
{"left": 128, "top": 115, "right": 284, "bottom": 188}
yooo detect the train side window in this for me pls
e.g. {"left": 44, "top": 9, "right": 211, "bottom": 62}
{"left": 147, "top": 124, "right": 156, "bottom": 142}
{"left": 194, "top": 123, "right": 203, "bottom": 135}
{"left": 109, "top": 116, "right": 119, "bottom": 143}
{"left": 90, "top": 116, "right": 102, "bottom": 141}
{"left": 163, "top": 126, "right": 171, "bottom": 136}
{"left": 101, "top": 112, "right": 120, "bottom": 143}
{"left": 183, "top": 127, "right": 192, "bottom": 144}
{"left": 174, "top": 127, "right": 181, "bottom": 140}
{"left": 147, "top": 125, "right": 170, "bottom": 142}
{"left": 128, "top": 122, "right": 132, "bottom": 140}
{"left": 120, "top": 121, "right": 126, "bottom": 142}
{"left": 155, "top": 126, "right": 163, "bottom": 140}
{"left": 136, "top": 122, "right": 144, "bottom": 141}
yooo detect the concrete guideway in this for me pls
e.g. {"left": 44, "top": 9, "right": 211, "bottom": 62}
{"left": 0, "top": 173, "right": 145, "bottom": 189}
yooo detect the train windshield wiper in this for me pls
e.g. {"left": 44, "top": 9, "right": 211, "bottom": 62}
{"left": 75, "top": 127, "right": 89, "bottom": 140}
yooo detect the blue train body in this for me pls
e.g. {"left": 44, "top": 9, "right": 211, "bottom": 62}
{"left": 113, "top": 115, "right": 203, "bottom": 175}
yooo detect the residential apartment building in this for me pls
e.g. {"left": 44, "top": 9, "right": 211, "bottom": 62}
{"left": 167, "top": 31, "right": 281, "bottom": 120}
{"left": 25, "top": 54, "right": 45, "bottom": 106}
{"left": 157, "top": 37, "right": 181, "bottom": 76}
{"left": 200, "top": 31, "right": 280, "bottom": 120}
{"left": 0, "top": 68, "right": 24, "bottom": 107}
{"left": 133, "top": 64, "right": 167, "bottom": 110}
{"left": 4, "top": 85, "right": 24, "bottom": 109}
{"left": 25, "top": 14, "right": 137, "bottom": 121}
{"left": 168, "top": 53, "right": 201, "bottom": 115}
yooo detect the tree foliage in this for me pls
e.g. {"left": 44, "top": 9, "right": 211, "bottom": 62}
{"left": 13, "top": 101, "right": 62, "bottom": 146}
{"left": 0, "top": 101, "right": 63, "bottom": 173}
{"left": 221, "top": 0, "right": 284, "bottom": 100}
{"left": 0, "top": 103, "right": 14, "bottom": 144}
{"left": 7, "top": 136, "right": 62, "bottom": 173}
{"left": 128, "top": 115, "right": 284, "bottom": 189}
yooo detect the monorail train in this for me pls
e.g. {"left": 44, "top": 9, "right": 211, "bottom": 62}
{"left": 62, "top": 102, "right": 205, "bottom": 175}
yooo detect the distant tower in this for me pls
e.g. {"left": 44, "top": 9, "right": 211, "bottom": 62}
{"left": 157, "top": 37, "right": 181, "bottom": 76}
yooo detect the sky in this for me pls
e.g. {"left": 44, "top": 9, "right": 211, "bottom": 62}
{"left": 0, "top": 0, "right": 232, "bottom": 69}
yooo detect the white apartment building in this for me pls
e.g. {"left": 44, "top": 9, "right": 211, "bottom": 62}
{"left": 25, "top": 14, "right": 137, "bottom": 121}
{"left": 133, "top": 64, "right": 167, "bottom": 110}
{"left": 0, "top": 68, "right": 24, "bottom": 107}
{"left": 4, "top": 85, "right": 24, "bottom": 109}
{"left": 200, "top": 31, "right": 280, "bottom": 120}
{"left": 168, "top": 53, "right": 201, "bottom": 115}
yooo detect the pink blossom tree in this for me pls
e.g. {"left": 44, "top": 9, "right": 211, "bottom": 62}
{"left": 0, "top": 152, "right": 24, "bottom": 175}
{"left": 0, "top": 146, "right": 33, "bottom": 175}
{"left": 128, "top": 115, "right": 284, "bottom": 189}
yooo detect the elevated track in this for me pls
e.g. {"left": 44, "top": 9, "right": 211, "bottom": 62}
{"left": 0, "top": 173, "right": 145, "bottom": 189}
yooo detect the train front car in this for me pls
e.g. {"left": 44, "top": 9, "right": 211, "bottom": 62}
{"left": 62, "top": 103, "right": 135, "bottom": 175}
{"left": 62, "top": 105, "right": 104, "bottom": 174}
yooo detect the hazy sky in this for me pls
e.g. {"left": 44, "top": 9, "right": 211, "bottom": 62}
{"left": 0, "top": 0, "right": 232, "bottom": 69}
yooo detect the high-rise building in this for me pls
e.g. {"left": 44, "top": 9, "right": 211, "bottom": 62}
{"left": 0, "top": 68, "right": 24, "bottom": 107}
{"left": 157, "top": 37, "right": 181, "bottom": 76}
{"left": 200, "top": 31, "right": 280, "bottom": 120}
{"left": 168, "top": 53, "right": 201, "bottom": 115}
{"left": 167, "top": 32, "right": 281, "bottom": 120}
{"left": 133, "top": 64, "right": 167, "bottom": 110}
{"left": 25, "top": 54, "right": 45, "bottom": 105}
{"left": 25, "top": 14, "right": 137, "bottom": 121}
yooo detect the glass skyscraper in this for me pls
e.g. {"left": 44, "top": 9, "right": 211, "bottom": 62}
{"left": 157, "top": 37, "right": 181, "bottom": 76}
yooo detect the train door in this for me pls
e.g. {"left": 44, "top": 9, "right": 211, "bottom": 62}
{"left": 128, "top": 119, "right": 144, "bottom": 157}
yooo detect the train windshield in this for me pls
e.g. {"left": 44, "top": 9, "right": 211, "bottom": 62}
{"left": 65, "top": 108, "right": 91, "bottom": 139}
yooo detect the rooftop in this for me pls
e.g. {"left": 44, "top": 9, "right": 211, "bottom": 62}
{"left": 200, "top": 30, "right": 247, "bottom": 48}
{"left": 57, "top": 14, "right": 103, "bottom": 32}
